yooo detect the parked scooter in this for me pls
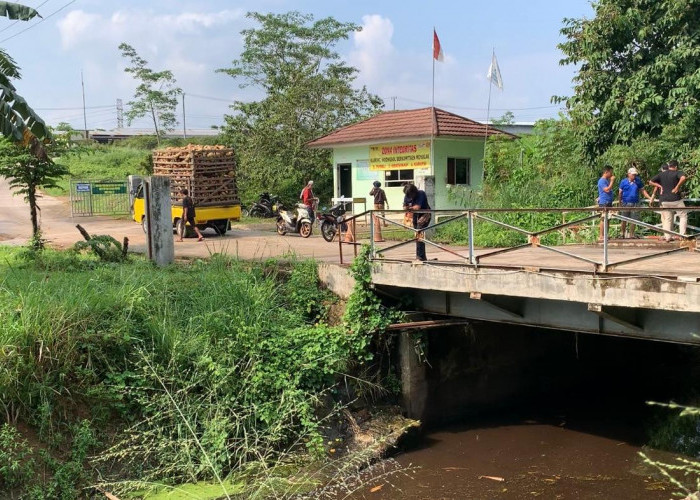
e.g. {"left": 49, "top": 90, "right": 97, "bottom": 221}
{"left": 316, "top": 201, "right": 348, "bottom": 242}
{"left": 276, "top": 202, "right": 316, "bottom": 238}
{"left": 248, "top": 192, "right": 279, "bottom": 218}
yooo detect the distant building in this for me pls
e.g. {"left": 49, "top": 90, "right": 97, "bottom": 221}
{"left": 489, "top": 122, "right": 535, "bottom": 136}
{"left": 308, "top": 107, "right": 512, "bottom": 211}
{"left": 89, "top": 128, "right": 220, "bottom": 144}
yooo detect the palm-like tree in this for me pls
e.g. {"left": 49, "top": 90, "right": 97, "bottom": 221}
{"left": 0, "top": 2, "right": 50, "bottom": 143}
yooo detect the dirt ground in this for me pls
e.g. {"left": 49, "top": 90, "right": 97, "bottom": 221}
{"left": 0, "top": 178, "right": 358, "bottom": 263}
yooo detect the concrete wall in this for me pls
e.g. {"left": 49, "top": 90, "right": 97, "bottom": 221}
{"left": 399, "top": 323, "right": 575, "bottom": 425}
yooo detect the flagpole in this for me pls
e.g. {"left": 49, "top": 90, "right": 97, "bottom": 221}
{"left": 431, "top": 28, "right": 436, "bottom": 177}
{"left": 483, "top": 48, "right": 494, "bottom": 183}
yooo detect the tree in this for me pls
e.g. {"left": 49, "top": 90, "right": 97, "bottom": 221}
{"left": 0, "top": 139, "right": 69, "bottom": 245}
{"left": 217, "top": 11, "right": 383, "bottom": 201}
{"left": 558, "top": 0, "right": 700, "bottom": 161}
{"left": 118, "top": 43, "right": 181, "bottom": 144}
{"left": 0, "top": 2, "right": 50, "bottom": 143}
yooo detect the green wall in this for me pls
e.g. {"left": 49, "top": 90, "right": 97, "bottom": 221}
{"left": 329, "top": 136, "right": 484, "bottom": 212}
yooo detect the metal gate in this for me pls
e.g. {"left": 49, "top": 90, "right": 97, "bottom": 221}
{"left": 69, "top": 179, "right": 130, "bottom": 217}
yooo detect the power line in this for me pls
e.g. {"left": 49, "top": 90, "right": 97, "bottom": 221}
{"left": 393, "top": 95, "right": 562, "bottom": 112}
{"left": 186, "top": 93, "right": 236, "bottom": 104}
{"left": 0, "top": 0, "right": 76, "bottom": 44}
{"left": 0, "top": 0, "right": 51, "bottom": 35}
{"left": 33, "top": 104, "right": 113, "bottom": 111}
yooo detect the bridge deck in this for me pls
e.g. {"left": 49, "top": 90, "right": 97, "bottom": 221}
{"left": 368, "top": 238, "right": 700, "bottom": 279}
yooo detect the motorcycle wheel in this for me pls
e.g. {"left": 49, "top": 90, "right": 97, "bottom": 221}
{"left": 276, "top": 218, "right": 287, "bottom": 235}
{"left": 299, "top": 221, "right": 312, "bottom": 238}
{"left": 321, "top": 221, "right": 336, "bottom": 242}
{"left": 250, "top": 205, "right": 265, "bottom": 217}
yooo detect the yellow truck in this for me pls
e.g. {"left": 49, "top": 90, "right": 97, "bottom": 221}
{"left": 132, "top": 145, "right": 241, "bottom": 236}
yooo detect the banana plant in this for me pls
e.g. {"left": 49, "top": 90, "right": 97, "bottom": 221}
{"left": 0, "top": 2, "right": 50, "bottom": 143}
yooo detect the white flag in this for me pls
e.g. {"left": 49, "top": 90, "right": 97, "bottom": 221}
{"left": 487, "top": 52, "right": 503, "bottom": 90}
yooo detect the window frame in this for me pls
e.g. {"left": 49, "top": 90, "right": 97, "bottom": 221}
{"left": 447, "top": 157, "right": 471, "bottom": 186}
{"left": 384, "top": 168, "right": 415, "bottom": 187}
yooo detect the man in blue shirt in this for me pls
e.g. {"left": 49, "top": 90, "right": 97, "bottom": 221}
{"left": 617, "top": 165, "right": 651, "bottom": 238}
{"left": 597, "top": 166, "right": 615, "bottom": 241}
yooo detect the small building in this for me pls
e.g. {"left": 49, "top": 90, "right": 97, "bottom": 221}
{"left": 308, "top": 107, "right": 511, "bottom": 211}
{"left": 89, "top": 128, "right": 220, "bottom": 144}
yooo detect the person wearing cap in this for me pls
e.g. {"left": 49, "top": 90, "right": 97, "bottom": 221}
{"left": 369, "top": 180, "right": 388, "bottom": 241}
{"left": 617, "top": 164, "right": 651, "bottom": 238}
{"left": 649, "top": 160, "right": 688, "bottom": 241}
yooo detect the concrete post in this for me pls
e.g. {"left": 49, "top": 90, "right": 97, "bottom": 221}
{"left": 399, "top": 331, "right": 429, "bottom": 420}
{"left": 144, "top": 176, "right": 174, "bottom": 267}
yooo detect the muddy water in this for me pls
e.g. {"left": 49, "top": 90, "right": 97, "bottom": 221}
{"left": 348, "top": 415, "right": 678, "bottom": 500}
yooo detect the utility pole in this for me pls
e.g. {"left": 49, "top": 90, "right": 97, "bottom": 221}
{"left": 182, "top": 92, "right": 187, "bottom": 140}
{"left": 81, "top": 70, "right": 88, "bottom": 139}
{"left": 116, "top": 99, "right": 124, "bottom": 129}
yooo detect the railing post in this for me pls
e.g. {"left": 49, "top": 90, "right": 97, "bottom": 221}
{"left": 468, "top": 210, "right": 475, "bottom": 265}
{"left": 338, "top": 219, "right": 344, "bottom": 265}
{"left": 602, "top": 207, "right": 609, "bottom": 271}
{"left": 352, "top": 217, "right": 358, "bottom": 257}
{"left": 369, "top": 209, "right": 374, "bottom": 259}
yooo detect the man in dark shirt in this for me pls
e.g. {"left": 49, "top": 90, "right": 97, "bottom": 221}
{"left": 649, "top": 160, "right": 687, "bottom": 241}
{"left": 404, "top": 184, "right": 431, "bottom": 261}
{"left": 369, "top": 181, "right": 388, "bottom": 241}
{"left": 178, "top": 188, "right": 204, "bottom": 242}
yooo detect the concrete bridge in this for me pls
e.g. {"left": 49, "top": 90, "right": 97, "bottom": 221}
{"left": 338, "top": 206, "right": 700, "bottom": 345}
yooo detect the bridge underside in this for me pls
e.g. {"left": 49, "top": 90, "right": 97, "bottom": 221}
{"left": 372, "top": 261, "right": 700, "bottom": 345}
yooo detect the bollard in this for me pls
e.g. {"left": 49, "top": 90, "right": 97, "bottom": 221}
{"left": 144, "top": 176, "right": 174, "bottom": 267}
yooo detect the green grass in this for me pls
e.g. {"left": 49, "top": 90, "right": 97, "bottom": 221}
{"left": 0, "top": 247, "right": 373, "bottom": 498}
{"left": 48, "top": 146, "right": 150, "bottom": 195}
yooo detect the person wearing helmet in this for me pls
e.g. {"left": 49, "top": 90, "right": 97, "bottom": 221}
{"left": 369, "top": 180, "right": 389, "bottom": 241}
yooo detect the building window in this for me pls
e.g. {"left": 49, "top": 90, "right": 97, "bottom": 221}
{"left": 447, "top": 158, "right": 470, "bottom": 185}
{"left": 384, "top": 169, "right": 414, "bottom": 187}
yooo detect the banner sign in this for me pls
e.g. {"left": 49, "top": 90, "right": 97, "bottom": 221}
{"left": 369, "top": 141, "right": 431, "bottom": 171}
{"left": 355, "top": 159, "right": 378, "bottom": 180}
{"left": 76, "top": 183, "right": 91, "bottom": 193}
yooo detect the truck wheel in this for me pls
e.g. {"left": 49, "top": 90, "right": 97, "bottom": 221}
{"left": 321, "top": 221, "right": 336, "bottom": 242}
{"left": 176, "top": 219, "right": 196, "bottom": 238}
{"left": 213, "top": 220, "right": 228, "bottom": 235}
{"left": 300, "top": 221, "right": 312, "bottom": 238}
{"left": 141, "top": 216, "right": 148, "bottom": 234}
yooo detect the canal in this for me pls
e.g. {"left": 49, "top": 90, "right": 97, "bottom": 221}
{"left": 345, "top": 325, "right": 699, "bottom": 499}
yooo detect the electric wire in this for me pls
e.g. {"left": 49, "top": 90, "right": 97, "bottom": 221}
{"left": 0, "top": 0, "right": 76, "bottom": 44}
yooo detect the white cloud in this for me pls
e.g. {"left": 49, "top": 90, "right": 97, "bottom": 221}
{"left": 349, "top": 15, "right": 395, "bottom": 83}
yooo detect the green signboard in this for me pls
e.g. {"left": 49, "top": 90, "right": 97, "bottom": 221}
{"left": 92, "top": 183, "right": 127, "bottom": 195}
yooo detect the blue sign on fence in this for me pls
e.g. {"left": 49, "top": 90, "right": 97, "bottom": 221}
{"left": 76, "top": 183, "right": 91, "bottom": 193}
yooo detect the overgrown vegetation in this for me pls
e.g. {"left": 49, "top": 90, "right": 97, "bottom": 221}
{"left": 0, "top": 246, "right": 401, "bottom": 498}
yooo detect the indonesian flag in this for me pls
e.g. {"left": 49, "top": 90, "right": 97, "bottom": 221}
{"left": 433, "top": 29, "right": 444, "bottom": 62}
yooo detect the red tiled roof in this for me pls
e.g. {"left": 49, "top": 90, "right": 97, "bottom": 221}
{"left": 308, "top": 107, "right": 512, "bottom": 147}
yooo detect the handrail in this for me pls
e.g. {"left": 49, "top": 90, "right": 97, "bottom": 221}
{"left": 335, "top": 205, "right": 700, "bottom": 272}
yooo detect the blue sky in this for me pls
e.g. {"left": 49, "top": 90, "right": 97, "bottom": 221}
{"left": 4, "top": 0, "right": 593, "bottom": 130}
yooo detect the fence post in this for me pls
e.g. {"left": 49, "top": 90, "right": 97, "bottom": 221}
{"left": 338, "top": 220, "right": 343, "bottom": 265}
{"left": 352, "top": 217, "right": 358, "bottom": 257}
{"left": 144, "top": 176, "right": 175, "bottom": 267}
{"left": 369, "top": 210, "right": 374, "bottom": 259}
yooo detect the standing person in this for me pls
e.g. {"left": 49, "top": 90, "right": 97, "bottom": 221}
{"left": 649, "top": 160, "right": 688, "bottom": 241}
{"left": 618, "top": 165, "right": 651, "bottom": 238}
{"left": 597, "top": 165, "right": 615, "bottom": 241}
{"left": 404, "top": 184, "right": 431, "bottom": 261}
{"left": 178, "top": 188, "right": 204, "bottom": 242}
{"left": 369, "top": 180, "right": 388, "bottom": 242}
{"left": 300, "top": 180, "right": 316, "bottom": 219}
{"left": 649, "top": 163, "right": 668, "bottom": 202}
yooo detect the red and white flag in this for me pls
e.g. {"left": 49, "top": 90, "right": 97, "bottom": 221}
{"left": 433, "top": 29, "right": 444, "bottom": 62}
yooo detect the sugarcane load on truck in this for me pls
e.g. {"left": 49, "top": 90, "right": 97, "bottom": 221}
{"left": 132, "top": 144, "right": 241, "bottom": 237}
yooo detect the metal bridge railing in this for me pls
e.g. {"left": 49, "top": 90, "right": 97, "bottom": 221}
{"left": 336, "top": 205, "right": 700, "bottom": 272}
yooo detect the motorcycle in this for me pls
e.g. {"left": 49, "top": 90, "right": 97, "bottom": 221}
{"left": 248, "top": 192, "right": 279, "bottom": 218}
{"left": 316, "top": 201, "right": 348, "bottom": 242}
{"left": 276, "top": 202, "right": 315, "bottom": 238}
